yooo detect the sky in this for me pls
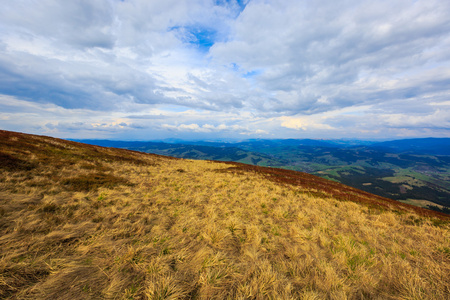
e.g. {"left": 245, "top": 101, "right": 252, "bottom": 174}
{"left": 1, "top": 0, "right": 450, "bottom": 141}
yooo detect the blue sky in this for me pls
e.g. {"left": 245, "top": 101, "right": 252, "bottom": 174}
{"left": 0, "top": 0, "right": 449, "bottom": 140}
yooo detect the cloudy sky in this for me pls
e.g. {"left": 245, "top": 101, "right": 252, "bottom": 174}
{"left": 1, "top": 0, "right": 449, "bottom": 141}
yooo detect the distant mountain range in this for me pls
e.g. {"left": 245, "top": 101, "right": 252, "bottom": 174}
{"left": 73, "top": 138, "right": 450, "bottom": 213}
{"left": 369, "top": 138, "right": 450, "bottom": 155}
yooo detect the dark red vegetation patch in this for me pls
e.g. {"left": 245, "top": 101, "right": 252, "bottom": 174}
{"left": 0, "top": 130, "right": 162, "bottom": 168}
{"left": 0, "top": 152, "right": 36, "bottom": 171}
{"left": 61, "top": 172, "right": 132, "bottom": 192}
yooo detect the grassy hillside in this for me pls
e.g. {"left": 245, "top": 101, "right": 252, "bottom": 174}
{"left": 1, "top": 130, "right": 450, "bottom": 299}
{"left": 76, "top": 139, "right": 450, "bottom": 212}
{"left": 236, "top": 143, "right": 450, "bottom": 210}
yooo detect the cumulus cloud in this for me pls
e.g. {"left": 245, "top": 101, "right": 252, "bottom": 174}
{"left": 280, "top": 116, "right": 335, "bottom": 131}
{"left": 214, "top": 0, "right": 450, "bottom": 113}
{"left": 0, "top": 0, "right": 449, "bottom": 139}
{"left": 161, "top": 123, "right": 259, "bottom": 134}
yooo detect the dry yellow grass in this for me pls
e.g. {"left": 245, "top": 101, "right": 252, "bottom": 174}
{"left": 1, "top": 130, "right": 449, "bottom": 299}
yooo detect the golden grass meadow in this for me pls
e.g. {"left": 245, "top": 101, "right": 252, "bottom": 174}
{"left": 1, "top": 130, "right": 449, "bottom": 299}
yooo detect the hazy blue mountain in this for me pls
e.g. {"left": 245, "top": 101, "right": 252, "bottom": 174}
{"left": 370, "top": 138, "right": 450, "bottom": 155}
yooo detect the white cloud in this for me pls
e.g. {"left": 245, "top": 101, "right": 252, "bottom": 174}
{"left": 0, "top": 0, "right": 449, "bottom": 139}
{"left": 211, "top": 0, "right": 450, "bottom": 114}
{"left": 280, "top": 116, "right": 335, "bottom": 131}
{"left": 161, "top": 123, "right": 263, "bottom": 135}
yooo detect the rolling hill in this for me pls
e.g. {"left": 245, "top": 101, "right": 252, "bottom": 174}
{"left": 75, "top": 138, "right": 450, "bottom": 213}
{"left": 1, "top": 130, "right": 449, "bottom": 299}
